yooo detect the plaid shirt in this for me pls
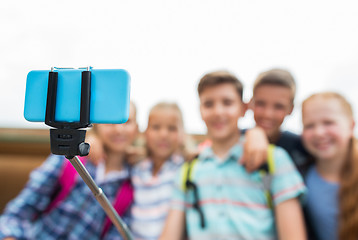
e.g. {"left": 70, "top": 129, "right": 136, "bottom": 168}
{"left": 0, "top": 154, "right": 130, "bottom": 240}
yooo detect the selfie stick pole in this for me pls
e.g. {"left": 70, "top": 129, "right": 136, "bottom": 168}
{"left": 45, "top": 67, "right": 133, "bottom": 240}
{"left": 67, "top": 156, "right": 133, "bottom": 240}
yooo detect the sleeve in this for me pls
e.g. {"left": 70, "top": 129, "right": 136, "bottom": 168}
{"left": 270, "top": 147, "right": 306, "bottom": 206}
{"left": 0, "top": 154, "right": 64, "bottom": 239}
{"left": 169, "top": 165, "right": 187, "bottom": 212}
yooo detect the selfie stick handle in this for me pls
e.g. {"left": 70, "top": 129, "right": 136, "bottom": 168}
{"left": 67, "top": 156, "right": 133, "bottom": 240}
{"left": 45, "top": 68, "right": 133, "bottom": 240}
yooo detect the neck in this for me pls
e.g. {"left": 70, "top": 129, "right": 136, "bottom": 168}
{"left": 104, "top": 152, "right": 125, "bottom": 174}
{"left": 151, "top": 155, "right": 168, "bottom": 176}
{"left": 268, "top": 130, "right": 281, "bottom": 144}
{"left": 316, "top": 155, "right": 346, "bottom": 183}
{"left": 211, "top": 132, "right": 240, "bottom": 160}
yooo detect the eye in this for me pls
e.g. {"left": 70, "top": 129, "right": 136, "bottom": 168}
{"left": 323, "top": 120, "right": 334, "bottom": 126}
{"left": 150, "top": 124, "right": 160, "bottom": 130}
{"left": 254, "top": 100, "right": 265, "bottom": 108}
{"left": 168, "top": 125, "right": 178, "bottom": 132}
{"left": 274, "top": 103, "right": 286, "bottom": 111}
{"left": 223, "top": 99, "right": 233, "bottom": 106}
{"left": 303, "top": 123, "right": 314, "bottom": 130}
{"left": 203, "top": 100, "right": 213, "bottom": 108}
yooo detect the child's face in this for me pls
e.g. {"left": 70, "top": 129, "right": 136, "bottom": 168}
{"left": 250, "top": 85, "right": 293, "bottom": 139}
{"left": 145, "top": 108, "right": 183, "bottom": 161}
{"left": 302, "top": 97, "right": 354, "bottom": 162}
{"left": 200, "top": 83, "right": 246, "bottom": 142}
{"left": 95, "top": 107, "right": 138, "bottom": 154}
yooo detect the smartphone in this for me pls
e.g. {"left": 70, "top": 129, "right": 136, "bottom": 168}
{"left": 24, "top": 68, "right": 131, "bottom": 124}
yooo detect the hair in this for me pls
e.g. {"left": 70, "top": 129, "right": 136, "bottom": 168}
{"left": 197, "top": 70, "right": 243, "bottom": 100}
{"left": 302, "top": 92, "right": 358, "bottom": 240}
{"left": 148, "top": 102, "right": 184, "bottom": 128}
{"left": 253, "top": 68, "right": 296, "bottom": 102}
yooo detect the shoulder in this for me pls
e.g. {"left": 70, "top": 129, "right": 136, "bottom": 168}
{"left": 281, "top": 130, "right": 301, "bottom": 138}
{"left": 272, "top": 145, "right": 291, "bottom": 160}
{"left": 45, "top": 154, "right": 65, "bottom": 166}
{"left": 30, "top": 154, "right": 64, "bottom": 178}
{"left": 304, "top": 166, "right": 316, "bottom": 181}
{"left": 177, "top": 154, "right": 200, "bottom": 177}
{"left": 270, "top": 145, "right": 296, "bottom": 171}
{"left": 171, "top": 154, "right": 185, "bottom": 165}
{"left": 279, "top": 130, "right": 312, "bottom": 160}
{"left": 132, "top": 158, "right": 152, "bottom": 172}
{"left": 277, "top": 131, "right": 310, "bottom": 160}
{"left": 270, "top": 145, "right": 305, "bottom": 185}
{"left": 269, "top": 146, "right": 306, "bottom": 204}
{"left": 278, "top": 131, "right": 302, "bottom": 146}
{"left": 179, "top": 155, "right": 200, "bottom": 173}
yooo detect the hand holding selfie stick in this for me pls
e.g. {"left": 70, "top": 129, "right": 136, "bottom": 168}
{"left": 45, "top": 67, "right": 133, "bottom": 240}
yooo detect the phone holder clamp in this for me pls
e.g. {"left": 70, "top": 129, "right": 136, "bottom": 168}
{"left": 45, "top": 68, "right": 92, "bottom": 159}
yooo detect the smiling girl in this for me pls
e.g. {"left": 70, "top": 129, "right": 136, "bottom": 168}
{"left": 130, "top": 102, "right": 185, "bottom": 240}
{"left": 302, "top": 92, "right": 358, "bottom": 240}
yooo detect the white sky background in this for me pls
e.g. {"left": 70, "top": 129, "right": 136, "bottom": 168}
{"left": 0, "top": 0, "right": 358, "bottom": 135}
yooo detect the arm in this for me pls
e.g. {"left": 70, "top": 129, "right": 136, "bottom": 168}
{"left": 159, "top": 209, "right": 186, "bottom": 240}
{"left": 275, "top": 198, "right": 306, "bottom": 240}
{"left": 270, "top": 147, "right": 307, "bottom": 240}
{"left": 159, "top": 164, "right": 188, "bottom": 240}
{"left": 240, "top": 127, "right": 269, "bottom": 172}
{"left": 0, "top": 155, "right": 63, "bottom": 239}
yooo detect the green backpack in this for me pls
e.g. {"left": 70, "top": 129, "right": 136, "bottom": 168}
{"left": 180, "top": 144, "right": 276, "bottom": 228}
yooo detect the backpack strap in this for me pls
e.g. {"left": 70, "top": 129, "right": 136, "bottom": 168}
{"left": 259, "top": 144, "right": 276, "bottom": 208}
{"left": 101, "top": 179, "right": 134, "bottom": 238}
{"left": 44, "top": 156, "right": 87, "bottom": 213}
{"left": 181, "top": 157, "right": 198, "bottom": 192}
{"left": 267, "top": 144, "right": 276, "bottom": 174}
{"left": 180, "top": 157, "right": 206, "bottom": 228}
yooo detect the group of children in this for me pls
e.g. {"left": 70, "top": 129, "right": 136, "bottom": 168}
{"left": 0, "top": 68, "right": 357, "bottom": 240}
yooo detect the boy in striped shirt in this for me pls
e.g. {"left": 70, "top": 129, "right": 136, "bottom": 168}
{"left": 160, "top": 71, "right": 307, "bottom": 240}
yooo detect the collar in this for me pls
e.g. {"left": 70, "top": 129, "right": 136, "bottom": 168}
{"left": 137, "top": 154, "right": 184, "bottom": 171}
{"left": 95, "top": 161, "right": 129, "bottom": 184}
{"left": 199, "top": 136, "right": 245, "bottom": 164}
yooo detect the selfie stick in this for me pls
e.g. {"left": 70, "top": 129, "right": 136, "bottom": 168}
{"left": 45, "top": 67, "right": 133, "bottom": 240}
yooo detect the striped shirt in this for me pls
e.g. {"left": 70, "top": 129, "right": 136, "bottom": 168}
{"left": 0, "top": 154, "right": 130, "bottom": 240}
{"left": 130, "top": 154, "right": 184, "bottom": 240}
{"left": 171, "top": 142, "right": 306, "bottom": 240}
